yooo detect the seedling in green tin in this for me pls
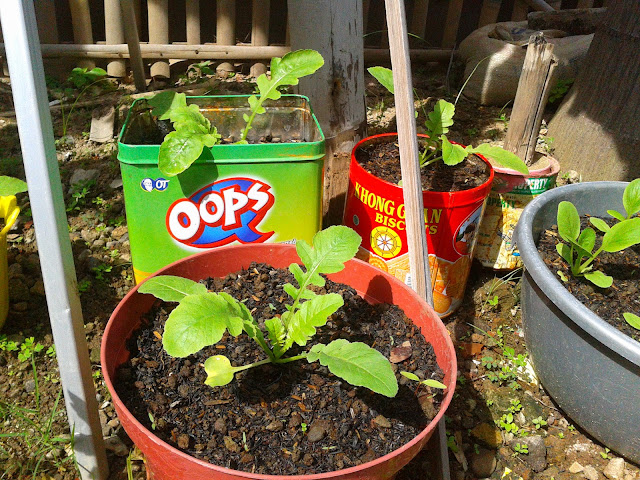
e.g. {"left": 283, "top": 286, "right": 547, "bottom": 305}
{"left": 555, "top": 179, "right": 640, "bottom": 288}
{"left": 367, "top": 67, "right": 529, "bottom": 175}
{"left": 139, "top": 226, "right": 399, "bottom": 397}
{"left": 400, "top": 370, "right": 447, "bottom": 396}
{"left": 149, "top": 50, "right": 324, "bottom": 176}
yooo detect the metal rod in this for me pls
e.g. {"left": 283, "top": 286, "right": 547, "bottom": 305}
{"left": 0, "top": 2, "right": 108, "bottom": 479}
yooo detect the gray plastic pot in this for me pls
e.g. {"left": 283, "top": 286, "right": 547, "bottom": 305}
{"left": 514, "top": 181, "right": 640, "bottom": 464}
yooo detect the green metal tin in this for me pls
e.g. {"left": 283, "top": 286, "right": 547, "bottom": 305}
{"left": 118, "top": 95, "right": 325, "bottom": 282}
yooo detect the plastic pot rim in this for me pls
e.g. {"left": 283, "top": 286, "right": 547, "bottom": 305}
{"left": 514, "top": 181, "right": 640, "bottom": 366}
{"left": 352, "top": 133, "right": 495, "bottom": 205}
{"left": 101, "top": 243, "right": 457, "bottom": 480}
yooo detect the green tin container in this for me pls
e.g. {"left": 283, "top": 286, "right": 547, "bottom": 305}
{"left": 118, "top": 95, "right": 325, "bottom": 282}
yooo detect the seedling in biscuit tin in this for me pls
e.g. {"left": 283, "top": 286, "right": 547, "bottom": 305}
{"left": 149, "top": 49, "right": 324, "bottom": 176}
{"left": 0, "top": 176, "right": 28, "bottom": 197}
{"left": 555, "top": 179, "right": 640, "bottom": 288}
{"left": 139, "top": 226, "right": 399, "bottom": 397}
{"left": 367, "top": 67, "right": 529, "bottom": 175}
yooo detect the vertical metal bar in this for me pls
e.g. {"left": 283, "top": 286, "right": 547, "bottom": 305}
{"left": 0, "top": 2, "right": 108, "bottom": 479}
{"left": 121, "top": 0, "right": 147, "bottom": 92}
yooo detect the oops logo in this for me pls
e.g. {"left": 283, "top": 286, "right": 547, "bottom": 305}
{"left": 166, "top": 177, "right": 275, "bottom": 248}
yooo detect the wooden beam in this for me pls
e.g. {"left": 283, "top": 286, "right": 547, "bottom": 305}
{"left": 503, "top": 33, "right": 557, "bottom": 165}
{"left": 479, "top": 0, "right": 503, "bottom": 27}
{"left": 442, "top": 0, "right": 464, "bottom": 48}
{"left": 148, "top": 0, "right": 170, "bottom": 78}
{"left": 250, "top": 0, "right": 270, "bottom": 77}
{"left": 104, "top": 0, "right": 126, "bottom": 77}
{"left": 522, "top": 0, "right": 555, "bottom": 11}
{"left": 577, "top": 0, "right": 594, "bottom": 7}
{"left": 512, "top": 0, "right": 530, "bottom": 21}
{"left": 120, "top": 0, "right": 146, "bottom": 91}
{"left": 35, "top": 0, "right": 58, "bottom": 44}
{"left": 69, "top": 0, "right": 94, "bottom": 68}
{"left": 410, "top": 0, "right": 429, "bottom": 40}
{"left": 216, "top": 0, "right": 236, "bottom": 74}
{"left": 186, "top": 0, "right": 201, "bottom": 45}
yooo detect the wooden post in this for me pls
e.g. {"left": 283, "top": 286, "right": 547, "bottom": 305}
{"left": 523, "top": 0, "right": 555, "bottom": 11}
{"left": 503, "top": 33, "right": 557, "bottom": 165}
{"left": 442, "top": 0, "right": 463, "bottom": 49}
{"left": 288, "top": 0, "right": 367, "bottom": 225}
{"left": 547, "top": 0, "right": 562, "bottom": 9}
{"left": 577, "top": 0, "right": 595, "bottom": 8}
{"left": 250, "top": 0, "right": 270, "bottom": 77}
{"left": 186, "top": 0, "right": 201, "bottom": 45}
{"left": 410, "top": 0, "right": 429, "bottom": 41}
{"left": 479, "top": 0, "right": 503, "bottom": 27}
{"left": 383, "top": 2, "right": 449, "bottom": 478}
{"left": 363, "top": 0, "right": 371, "bottom": 35}
{"left": 69, "top": 0, "right": 94, "bottom": 68}
{"left": 104, "top": 0, "right": 126, "bottom": 77}
{"left": 148, "top": 0, "right": 170, "bottom": 78}
{"left": 216, "top": 0, "right": 236, "bottom": 75}
{"left": 512, "top": 0, "right": 529, "bottom": 21}
{"left": 121, "top": 0, "right": 147, "bottom": 91}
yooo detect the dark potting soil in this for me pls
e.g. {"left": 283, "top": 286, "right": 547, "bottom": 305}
{"left": 115, "top": 262, "right": 445, "bottom": 475}
{"left": 537, "top": 218, "right": 640, "bottom": 342}
{"left": 355, "top": 137, "right": 491, "bottom": 192}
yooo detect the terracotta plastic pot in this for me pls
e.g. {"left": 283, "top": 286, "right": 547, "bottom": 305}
{"left": 101, "top": 243, "right": 457, "bottom": 480}
{"left": 475, "top": 155, "right": 560, "bottom": 270}
{"left": 343, "top": 133, "right": 494, "bottom": 316}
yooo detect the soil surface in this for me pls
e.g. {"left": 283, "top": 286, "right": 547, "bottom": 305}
{"left": 116, "top": 262, "right": 443, "bottom": 475}
{"left": 355, "top": 136, "right": 490, "bottom": 192}
{"left": 0, "top": 65, "right": 639, "bottom": 480}
{"left": 537, "top": 218, "right": 640, "bottom": 342}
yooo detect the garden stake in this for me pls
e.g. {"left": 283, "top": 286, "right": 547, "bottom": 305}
{"left": 120, "top": 0, "right": 147, "bottom": 92}
{"left": 383, "top": 1, "right": 450, "bottom": 478}
{"left": 0, "top": 1, "right": 108, "bottom": 478}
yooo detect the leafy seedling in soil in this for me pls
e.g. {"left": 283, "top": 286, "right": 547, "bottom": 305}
{"left": 60, "top": 67, "right": 110, "bottom": 138}
{"left": 512, "top": 443, "right": 529, "bottom": 456}
{"left": 367, "top": 67, "right": 529, "bottom": 175}
{"left": 400, "top": 370, "right": 447, "bottom": 396}
{"left": 624, "top": 312, "right": 640, "bottom": 330}
{"left": 139, "top": 225, "right": 399, "bottom": 397}
{"left": 555, "top": 178, "right": 640, "bottom": 288}
{"left": 149, "top": 49, "right": 324, "bottom": 176}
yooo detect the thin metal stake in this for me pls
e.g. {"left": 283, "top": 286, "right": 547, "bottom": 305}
{"left": 0, "top": 1, "right": 108, "bottom": 479}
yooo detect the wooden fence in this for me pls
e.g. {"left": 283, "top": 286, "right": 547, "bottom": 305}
{"left": 1, "top": 0, "right": 607, "bottom": 78}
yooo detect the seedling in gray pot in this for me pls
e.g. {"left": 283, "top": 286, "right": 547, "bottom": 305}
{"left": 139, "top": 226, "right": 399, "bottom": 397}
{"left": 555, "top": 179, "right": 640, "bottom": 288}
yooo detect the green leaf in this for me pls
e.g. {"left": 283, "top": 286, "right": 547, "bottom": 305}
{"left": 623, "top": 312, "right": 640, "bottom": 330}
{"left": 148, "top": 91, "right": 187, "bottom": 120}
{"left": 138, "top": 275, "right": 207, "bottom": 302}
{"left": 556, "top": 243, "right": 573, "bottom": 265}
{"left": 584, "top": 271, "right": 613, "bottom": 288}
{"left": 425, "top": 99, "right": 454, "bottom": 137}
{"left": 441, "top": 136, "right": 468, "bottom": 166}
{"left": 623, "top": 178, "right": 640, "bottom": 218}
{"left": 608, "top": 209, "right": 626, "bottom": 222}
{"left": 422, "top": 379, "right": 447, "bottom": 389}
{"left": 162, "top": 292, "right": 247, "bottom": 357}
{"left": 158, "top": 130, "right": 205, "bottom": 176}
{"left": 400, "top": 371, "right": 420, "bottom": 382}
{"left": 601, "top": 217, "right": 640, "bottom": 252}
{"left": 0, "top": 176, "right": 27, "bottom": 197}
{"left": 589, "top": 217, "right": 611, "bottom": 233}
{"left": 307, "top": 339, "right": 398, "bottom": 397}
{"left": 295, "top": 226, "right": 361, "bottom": 288}
{"left": 557, "top": 201, "right": 580, "bottom": 243}
{"left": 577, "top": 227, "right": 596, "bottom": 254}
{"left": 469, "top": 144, "right": 529, "bottom": 174}
{"left": 257, "top": 49, "right": 324, "bottom": 102}
{"left": 204, "top": 355, "right": 235, "bottom": 387}
{"left": 368, "top": 66, "right": 394, "bottom": 94}
{"left": 287, "top": 294, "right": 344, "bottom": 346}
{"left": 167, "top": 104, "right": 211, "bottom": 131}
{"left": 265, "top": 317, "right": 287, "bottom": 351}
{"left": 557, "top": 270, "right": 568, "bottom": 282}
